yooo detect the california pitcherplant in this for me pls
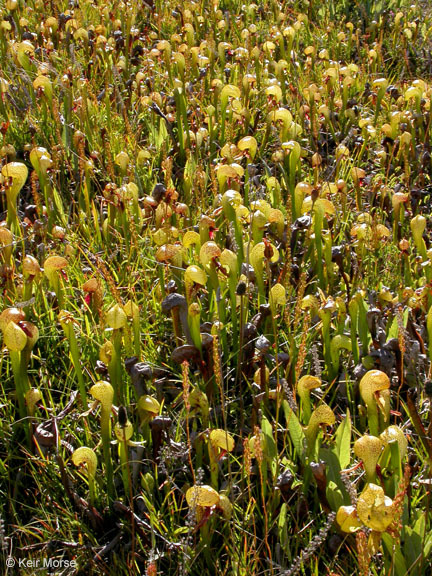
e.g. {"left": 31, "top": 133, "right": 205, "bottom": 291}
{"left": 72, "top": 446, "right": 97, "bottom": 505}
{"left": 359, "top": 370, "right": 391, "bottom": 436}
{"left": 1, "top": 162, "right": 28, "bottom": 231}
{"left": 89, "top": 380, "right": 114, "bottom": 502}
{"left": 1, "top": 1, "right": 432, "bottom": 574}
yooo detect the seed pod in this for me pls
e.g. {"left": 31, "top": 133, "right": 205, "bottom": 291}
{"left": 117, "top": 405, "right": 128, "bottom": 427}
{"left": 311, "top": 152, "right": 322, "bottom": 167}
